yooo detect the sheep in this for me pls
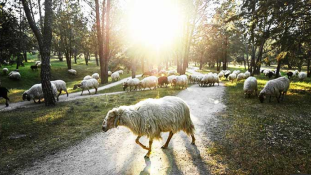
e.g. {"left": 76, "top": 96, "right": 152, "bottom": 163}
{"left": 259, "top": 77, "right": 290, "bottom": 103}
{"left": 102, "top": 96, "right": 196, "bottom": 158}
{"left": 0, "top": 87, "right": 10, "bottom": 107}
{"left": 108, "top": 71, "right": 112, "bottom": 76}
{"left": 3, "top": 68, "right": 9, "bottom": 75}
{"left": 92, "top": 73, "right": 100, "bottom": 80}
{"left": 189, "top": 75, "right": 197, "bottom": 84}
{"left": 83, "top": 75, "right": 92, "bottom": 80}
{"left": 213, "top": 73, "right": 220, "bottom": 86}
{"left": 293, "top": 70, "right": 299, "bottom": 77}
{"left": 267, "top": 71, "right": 274, "bottom": 79}
{"left": 23, "top": 83, "right": 58, "bottom": 103}
{"left": 158, "top": 70, "right": 167, "bottom": 76}
{"left": 287, "top": 72, "right": 293, "bottom": 79}
{"left": 168, "top": 70, "right": 177, "bottom": 76}
{"left": 237, "top": 73, "right": 245, "bottom": 81}
{"left": 8, "top": 71, "right": 21, "bottom": 80}
{"left": 139, "top": 76, "right": 158, "bottom": 90}
{"left": 224, "top": 72, "right": 231, "bottom": 79}
{"left": 173, "top": 75, "right": 188, "bottom": 89}
{"left": 73, "top": 78, "right": 99, "bottom": 95}
{"left": 263, "top": 69, "right": 271, "bottom": 76}
{"left": 298, "top": 72, "right": 307, "bottom": 81}
{"left": 233, "top": 70, "right": 240, "bottom": 75}
{"left": 51, "top": 80, "right": 69, "bottom": 100}
{"left": 117, "top": 70, "right": 124, "bottom": 75}
{"left": 68, "top": 69, "right": 77, "bottom": 75}
{"left": 243, "top": 77, "right": 258, "bottom": 98}
{"left": 158, "top": 76, "right": 169, "bottom": 87}
{"left": 111, "top": 72, "right": 120, "bottom": 81}
{"left": 244, "top": 71, "right": 250, "bottom": 78}
{"left": 228, "top": 73, "right": 237, "bottom": 83}
{"left": 167, "top": 75, "right": 177, "bottom": 86}
{"left": 35, "top": 61, "right": 41, "bottom": 66}
{"left": 200, "top": 73, "right": 214, "bottom": 87}
{"left": 142, "top": 71, "right": 152, "bottom": 77}
{"left": 218, "top": 72, "right": 224, "bottom": 79}
{"left": 123, "top": 78, "right": 140, "bottom": 91}
{"left": 30, "top": 65, "right": 38, "bottom": 71}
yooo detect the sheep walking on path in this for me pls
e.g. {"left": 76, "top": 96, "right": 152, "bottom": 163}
{"left": 73, "top": 78, "right": 99, "bottom": 95}
{"left": 102, "top": 96, "right": 196, "bottom": 158}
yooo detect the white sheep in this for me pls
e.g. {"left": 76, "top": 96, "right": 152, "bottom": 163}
{"left": 298, "top": 72, "right": 307, "bottom": 81}
{"left": 23, "top": 83, "right": 57, "bottom": 103}
{"left": 263, "top": 69, "right": 271, "bottom": 76}
{"left": 111, "top": 72, "right": 120, "bottom": 81}
{"left": 92, "top": 73, "right": 100, "bottom": 80}
{"left": 259, "top": 77, "right": 290, "bottom": 103}
{"left": 35, "top": 61, "right": 41, "bottom": 65}
{"left": 8, "top": 71, "right": 21, "bottom": 80}
{"left": 237, "top": 73, "right": 245, "bottom": 81}
{"left": 139, "top": 76, "right": 158, "bottom": 90}
{"left": 293, "top": 70, "right": 299, "bottom": 77}
{"left": 102, "top": 96, "right": 196, "bottom": 158}
{"left": 168, "top": 70, "right": 177, "bottom": 76}
{"left": 51, "top": 80, "right": 69, "bottom": 100}
{"left": 173, "top": 75, "right": 188, "bottom": 89}
{"left": 213, "top": 73, "right": 220, "bottom": 86}
{"left": 233, "top": 70, "right": 240, "bottom": 75}
{"left": 244, "top": 71, "right": 250, "bottom": 78}
{"left": 123, "top": 78, "right": 140, "bottom": 91}
{"left": 200, "top": 73, "right": 214, "bottom": 87}
{"left": 108, "top": 71, "right": 112, "bottom": 76}
{"left": 3, "top": 68, "right": 9, "bottom": 75}
{"left": 83, "top": 75, "right": 92, "bottom": 80}
{"left": 117, "top": 70, "right": 124, "bottom": 75}
{"left": 243, "top": 77, "right": 258, "bottom": 98}
{"left": 68, "top": 69, "right": 77, "bottom": 75}
{"left": 228, "top": 73, "right": 237, "bottom": 83}
{"left": 218, "top": 72, "right": 224, "bottom": 79}
{"left": 73, "top": 78, "right": 99, "bottom": 95}
{"left": 167, "top": 75, "right": 177, "bottom": 86}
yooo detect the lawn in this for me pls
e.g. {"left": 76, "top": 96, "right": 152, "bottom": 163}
{"left": 0, "top": 87, "right": 181, "bottom": 175}
{"left": 0, "top": 53, "right": 138, "bottom": 104}
{"left": 204, "top": 66, "right": 311, "bottom": 175}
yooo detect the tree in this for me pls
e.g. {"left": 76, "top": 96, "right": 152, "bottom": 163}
{"left": 22, "top": 0, "right": 56, "bottom": 106}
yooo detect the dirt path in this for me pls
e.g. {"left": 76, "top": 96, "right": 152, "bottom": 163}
{"left": 18, "top": 70, "right": 226, "bottom": 175}
{"left": 0, "top": 75, "right": 141, "bottom": 112}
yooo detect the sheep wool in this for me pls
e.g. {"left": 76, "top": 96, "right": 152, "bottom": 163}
{"left": 3, "top": 68, "right": 9, "bottom": 75}
{"left": 259, "top": 77, "right": 290, "bottom": 103}
{"left": 140, "top": 76, "right": 158, "bottom": 90}
{"left": 111, "top": 72, "right": 120, "bottom": 81}
{"left": 117, "top": 70, "right": 124, "bottom": 75}
{"left": 51, "top": 80, "right": 69, "bottom": 99}
{"left": 218, "top": 72, "right": 224, "bottom": 79}
{"left": 168, "top": 70, "right": 177, "bottom": 76}
{"left": 8, "top": 71, "right": 21, "bottom": 80}
{"left": 23, "top": 83, "right": 57, "bottom": 102}
{"left": 174, "top": 75, "right": 188, "bottom": 89}
{"left": 244, "top": 71, "right": 250, "bottom": 78}
{"left": 228, "top": 73, "right": 237, "bottom": 82}
{"left": 92, "top": 73, "right": 100, "bottom": 80}
{"left": 83, "top": 75, "right": 92, "bottom": 80}
{"left": 237, "top": 73, "right": 245, "bottom": 81}
{"left": 167, "top": 75, "right": 177, "bottom": 85}
{"left": 123, "top": 78, "right": 140, "bottom": 91}
{"left": 243, "top": 77, "right": 258, "bottom": 97}
{"left": 298, "top": 72, "right": 307, "bottom": 81}
{"left": 68, "top": 69, "right": 77, "bottom": 75}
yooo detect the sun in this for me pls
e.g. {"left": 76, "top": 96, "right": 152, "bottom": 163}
{"left": 128, "top": 0, "right": 183, "bottom": 48}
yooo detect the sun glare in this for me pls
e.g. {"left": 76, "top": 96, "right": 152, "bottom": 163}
{"left": 128, "top": 0, "right": 183, "bottom": 48}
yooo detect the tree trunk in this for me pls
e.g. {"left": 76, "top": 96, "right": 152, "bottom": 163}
{"left": 95, "top": 0, "right": 105, "bottom": 83}
{"left": 95, "top": 51, "right": 99, "bottom": 66}
{"left": 307, "top": 59, "right": 310, "bottom": 77}
{"left": 65, "top": 51, "right": 71, "bottom": 69}
{"left": 58, "top": 51, "right": 63, "bottom": 61}
{"left": 24, "top": 51, "right": 27, "bottom": 62}
{"left": 223, "top": 36, "right": 228, "bottom": 70}
{"left": 132, "top": 58, "right": 136, "bottom": 78}
{"left": 102, "top": 0, "right": 110, "bottom": 84}
{"left": 275, "top": 60, "right": 281, "bottom": 78}
{"left": 85, "top": 53, "right": 89, "bottom": 65}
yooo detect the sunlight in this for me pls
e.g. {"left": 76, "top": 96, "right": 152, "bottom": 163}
{"left": 128, "top": 0, "right": 183, "bottom": 48}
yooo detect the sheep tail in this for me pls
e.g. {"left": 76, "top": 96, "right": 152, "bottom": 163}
{"left": 183, "top": 105, "right": 195, "bottom": 135}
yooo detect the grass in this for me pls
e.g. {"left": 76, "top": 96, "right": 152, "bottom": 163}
{"left": 0, "top": 53, "right": 139, "bottom": 104}
{"left": 205, "top": 66, "right": 311, "bottom": 175}
{"left": 0, "top": 87, "right": 181, "bottom": 175}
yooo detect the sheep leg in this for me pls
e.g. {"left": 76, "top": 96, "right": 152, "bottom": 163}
{"left": 4, "top": 97, "right": 9, "bottom": 107}
{"left": 161, "top": 131, "right": 174, "bottom": 149}
{"left": 88, "top": 90, "right": 91, "bottom": 95}
{"left": 95, "top": 87, "right": 98, "bottom": 94}
{"left": 66, "top": 90, "right": 69, "bottom": 97}
{"left": 191, "top": 134, "right": 196, "bottom": 145}
{"left": 135, "top": 136, "right": 149, "bottom": 150}
{"left": 57, "top": 90, "right": 62, "bottom": 101}
{"left": 145, "top": 139, "right": 153, "bottom": 158}
{"left": 81, "top": 90, "right": 84, "bottom": 96}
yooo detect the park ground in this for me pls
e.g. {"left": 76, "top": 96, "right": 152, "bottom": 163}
{"left": 0, "top": 59, "right": 311, "bottom": 174}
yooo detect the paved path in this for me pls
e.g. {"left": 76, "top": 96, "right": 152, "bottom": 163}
{"left": 0, "top": 75, "right": 141, "bottom": 112}
{"left": 19, "top": 69, "right": 226, "bottom": 175}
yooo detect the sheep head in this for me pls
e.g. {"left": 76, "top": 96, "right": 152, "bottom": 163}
{"left": 258, "top": 93, "right": 266, "bottom": 103}
{"left": 22, "top": 92, "right": 31, "bottom": 101}
{"left": 102, "top": 108, "right": 123, "bottom": 132}
{"left": 73, "top": 84, "right": 81, "bottom": 90}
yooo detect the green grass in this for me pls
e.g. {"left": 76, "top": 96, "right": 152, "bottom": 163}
{"left": 0, "top": 53, "right": 139, "bottom": 104}
{"left": 205, "top": 68, "right": 311, "bottom": 175}
{"left": 0, "top": 87, "right": 181, "bottom": 175}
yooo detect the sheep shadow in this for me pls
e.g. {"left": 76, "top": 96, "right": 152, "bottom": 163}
{"left": 139, "top": 157, "right": 151, "bottom": 175}
{"left": 161, "top": 148, "right": 184, "bottom": 175}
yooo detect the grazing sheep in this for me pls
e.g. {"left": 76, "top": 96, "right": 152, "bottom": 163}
{"left": 167, "top": 75, "right": 177, "bottom": 86}
{"left": 0, "top": 87, "right": 10, "bottom": 107}
{"left": 108, "top": 71, "right": 112, "bottom": 76}
{"left": 23, "top": 83, "right": 58, "bottom": 103}
{"left": 293, "top": 70, "right": 299, "bottom": 77}
{"left": 73, "top": 78, "right": 99, "bottom": 95}
{"left": 243, "top": 77, "right": 258, "bottom": 98}
{"left": 123, "top": 78, "right": 140, "bottom": 91}
{"left": 117, "top": 70, "right": 124, "bottom": 75}
{"left": 287, "top": 72, "right": 293, "bottom": 79}
{"left": 218, "top": 72, "right": 224, "bottom": 79}
{"left": 83, "top": 75, "right": 92, "bottom": 80}
{"left": 228, "top": 73, "right": 237, "bottom": 83}
{"left": 158, "top": 76, "right": 169, "bottom": 87}
{"left": 31, "top": 65, "right": 38, "bottom": 71}
{"left": 102, "top": 96, "right": 196, "bottom": 158}
{"left": 3, "top": 68, "right": 9, "bottom": 75}
{"left": 298, "top": 72, "right": 307, "bottom": 81}
{"left": 263, "top": 69, "right": 270, "bottom": 76}
{"left": 200, "top": 73, "right": 214, "bottom": 87}
{"left": 142, "top": 71, "right": 152, "bottom": 77}
{"left": 111, "top": 72, "right": 120, "bottom": 81}
{"left": 173, "top": 75, "right": 188, "bottom": 89}
{"left": 259, "top": 77, "right": 290, "bottom": 103}
{"left": 139, "top": 76, "right": 158, "bottom": 90}
{"left": 92, "top": 73, "right": 100, "bottom": 80}
{"left": 51, "top": 80, "right": 69, "bottom": 100}
{"left": 233, "top": 70, "right": 240, "bottom": 75}
{"left": 8, "top": 71, "right": 21, "bottom": 80}
{"left": 213, "top": 73, "right": 220, "bottom": 86}
{"left": 168, "top": 70, "right": 177, "bottom": 76}
{"left": 237, "top": 73, "right": 245, "bottom": 81}
{"left": 189, "top": 75, "right": 197, "bottom": 84}
{"left": 68, "top": 69, "right": 77, "bottom": 75}
{"left": 244, "top": 71, "right": 250, "bottom": 78}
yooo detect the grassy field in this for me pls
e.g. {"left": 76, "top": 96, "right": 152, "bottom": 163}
{"left": 0, "top": 87, "right": 181, "bottom": 174}
{"left": 201, "top": 65, "right": 311, "bottom": 174}
{"left": 0, "top": 53, "right": 137, "bottom": 104}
